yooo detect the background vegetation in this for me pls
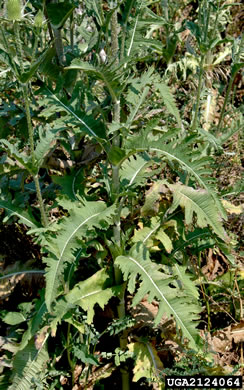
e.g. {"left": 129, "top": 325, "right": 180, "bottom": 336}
{"left": 0, "top": 0, "right": 243, "bottom": 389}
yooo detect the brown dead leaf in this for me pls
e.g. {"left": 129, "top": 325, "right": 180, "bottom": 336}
{"left": 230, "top": 320, "right": 244, "bottom": 343}
{"left": 60, "top": 375, "right": 68, "bottom": 385}
{"left": 200, "top": 324, "right": 242, "bottom": 371}
{"left": 35, "top": 326, "right": 49, "bottom": 350}
{"left": 201, "top": 248, "right": 228, "bottom": 280}
{"left": 74, "top": 365, "right": 83, "bottom": 384}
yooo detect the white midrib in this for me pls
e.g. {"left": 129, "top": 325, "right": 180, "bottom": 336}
{"left": 129, "top": 161, "right": 148, "bottom": 186}
{"left": 17, "top": 333, "right": 49, "bottom": 389}
{"left": 49, "top": 212, "right": 101, "bottom": 300}
{"left": 70, "top": 289, "right": 104, "bottom": 305}
{"left": 0, "top": 204, "right": 35, "bottom": 226}
{"left": 149, "top": 146, "right": 224, "bottom": 218}
{"left": 128, "top": 255, "right": 195, "bottom": 344}
{"left": 47, "top": 89, "right": 98, "bottom": 138}
{"left": 174, "top": 188, "right": 220, "bottom": 234}
{"left": 143, "top": 223, "right": 160, "bottom": 243}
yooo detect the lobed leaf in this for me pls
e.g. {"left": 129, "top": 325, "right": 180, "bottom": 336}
{"left": 115, "top": 243, "right": 201, "bottom": 349}
{"left": 167, "top": 183, "right": 228, "bottom": 241}
{"left": 44, "top": 200, "right": 116, "bottom": 311}
{"left": 10, "top": 338, "right": 48, "bottom": 390}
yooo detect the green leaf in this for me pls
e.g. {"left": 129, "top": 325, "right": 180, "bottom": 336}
{"left": 115, "top": 243, "right": 201, "bottom": 349}
{"left": 64, "top": 314, "right": 85, "bottom": 334}
{"left": 19, "top": 47, "right": 54, "bottom": 84}
{"left": 185, "top": 21, "right": 201, "bottom": 45}
{"left": 154, "top": 82, "right": 181, "bottom": 127}
{"left": 10, "top": 338, "right": 48, "bottom": 390}
{"left": 38, "top": 85, "right": 106, "bottom": 140}
{"left": 167, "top": 183, "right": 228, "bottom": 241}
{"left": 141, "top": 181, "right": 167, "bottom": 216}
{"left": 66, "top": 60, "right": 124, "bottom": 102}
{"left": 3, "top": 312, "right": 26, "bottom": 325}
{"left": 120, "top": 153, "right": 151, "bottom": 188}
{"left": 65, "top": 269, "right": 117, "bottom": 323}
{"left": 155, "top": 229, "right": 173, "bottom": 253}
{"left": 0, "top": 47, "right": 19, "bottom": 76}
{"left": 46, "top": 3, "right": 75, "bottom": 29}
{"left": 0, "top": 139, "right": 32, "bottom": 173}
{"left": 108, "top": 146, "right": 126, "bottom": 165}
{"left": 0, "top": 199, "right": 38, "bottom": 228}
{"left": 19, "top": 298, "right": 47, "bottom": 350}
{"left": 231, "top": 62, "right": 244, "bottom": 77}
{"left": 128, "top": 341, "right": 163, "bottom": 382}
{"left": 126, "top": 134, "right": 227, "bottom": 219}
{"left": 73, "top": 345, "right": 99, "bottom": 366}
{"left": 34, "top": 126, "right": 58, "bottom": 169}
{"left": 125, "top": 86, "right": 150, "bottom": 128}
{"left": 173, "top": 264, "right": 199, "bottom": 299}
{"left": 50, "top": 269, "right": 120, "bottom": 334}
{"left": 44, "top": 200, "right": 116, "bottom": 311}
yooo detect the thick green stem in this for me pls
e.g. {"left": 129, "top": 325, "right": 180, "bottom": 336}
{"left": 13, "top": 22, "right": 48, "bottom": 227}
{"left": 53, "top": 28, "right": 65, "bottom": 65}
{"left": 67, "top": 323, "right": 75, "bottom": 386}
{"left": 70, "top": 13, "right": 74, "bottom": 53}
{"left": 51, "top": 0, "right": 65, "bottom": 65}
{"left": 191, "top": 54, "right": 205, "bottom": 131}
{"left": 110, "top": 8, "right": 130, "bottom": 390}
{"left": 14, "top": 22, "right": 24, "bottom": 72}
{"left": 23, "top": 85, "right": 48, "bottom": 227}
{"left": 111, "top": 8, "right": 119, "bottom": 64}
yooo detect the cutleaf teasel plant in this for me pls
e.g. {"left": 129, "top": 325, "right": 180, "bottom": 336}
{"left": 0, "top": 0, "right": 240, "bottom": 389}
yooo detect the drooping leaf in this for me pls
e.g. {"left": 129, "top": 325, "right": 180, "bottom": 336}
{"left": 65, "top": 269, "right": 119, "bottom": 324}
{"left": 167, "top": 183, "right": 228, "bottom": 241}
{"left": 19, "top": 298, "right": 47, "bottom": 350}
{"left": 120, "top": 153, "right": 151, "bottom": 188}
{"left": 66, "top": 60, "right": 124, "bottom": 101}
{"left": 115, "top": 243, "right": 201, "bottom": 349}
{"left": 0, "top": 199, "right": 38, "bottom": 228}
{"left": 37, "top": 84, "right": 106, "bottom": 140}
{"left": 34, "top": 127, "right": 59, "bottom": 169}
{"left": 10, "top": 338, "right": 48, "bottom": 390}
{"left": 128, "top": 341, "right": 163, "bottom": 383}
{"left": 125, "top": 134, "right": 227, "bottom": 219}
{"left": 44, "top": 200, "right": 116, "bottom": 311}
{"left": 154, "top": 82, "right": 181, "bottom": 127}
{"left": 49, "top": 269, "right": 120, "bottom": 335}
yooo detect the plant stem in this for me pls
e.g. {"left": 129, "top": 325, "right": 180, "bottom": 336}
{"left": 191, "top": 54, "right": 205, "bottom": 131}
{"left": 198, "top": 253, "right": 211, "bottom": 332}
{"left": 22, "top": 85, "right": 48, "bottom": 227}
{"left": 217, "top": 34, "right": 244, "bottom": 132}
{"left": 51, "top": 0, "right": 65, "bottom": 65}
{"left": 111, "top": 8, "right": 119, "bottom": 64}
{"left": 14, "top": 22, "right": 48, "bottom": 227}
{"left": 70, "top": 13, "right": 74, "bottom": 53}
{"left": 111, "top": 7, "right": 130, "bottom": 390}
{"left": 67, "top": 322, "right": 75, "bottom": 386}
